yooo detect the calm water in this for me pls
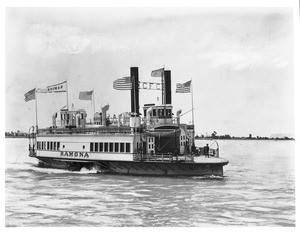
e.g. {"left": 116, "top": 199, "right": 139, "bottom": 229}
{"left": 5, "top": 138, "right": 295, "bottom": 227}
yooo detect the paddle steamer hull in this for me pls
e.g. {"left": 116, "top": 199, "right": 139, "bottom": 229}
{"left": 34, "top": 156, "right": 227, "bottom": 176}
{"left": 27, "top": 66, "right": 229, "bottom": 176}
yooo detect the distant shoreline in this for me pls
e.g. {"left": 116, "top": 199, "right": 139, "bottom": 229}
{"left": 5, "top": 136, "right": 28, "bottom": 139}
{"left": 5, "top": 136, "right": 294, "bottom": 140}
{"left": 195, "top": 138, "right": 294, "bottom": 141}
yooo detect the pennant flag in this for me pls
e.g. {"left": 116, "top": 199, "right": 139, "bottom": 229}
{"left": 36, "top": 88, "right": 48, "bottom": 93}
{"left": 113, "top": 77, "right": 132, "bottom": 90}
{"left": 151, "top": 68, "right": 164, "bottom": 77}
{"left": 46, "top": 81, "right": 67, "bottom": 93}
{"left": 24, "top": 88, "right": 36, "bottom": 102}
{"left": 176, "top": 80, "right": 191, "bottom": 93}
{"left": 79, "top": 91, "right": 93, "bottom": 100}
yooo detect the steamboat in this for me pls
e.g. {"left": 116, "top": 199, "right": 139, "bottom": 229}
{"left": 28, "top": 67, "right": 228, "bottom": 176}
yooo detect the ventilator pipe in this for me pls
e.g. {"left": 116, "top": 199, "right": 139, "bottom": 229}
{"left": 75, "top": 113, "right": 81, "bottom": 128}
{"left": 101, "top": 103, "right": 110, "bottom": 125}
{"left": 176, "top": 109, "right": 182, "bottom": 124}
{"left": 146, "top": 107, "right": 153, "bottom": 124}
{"left": 52, "top": 113, "right": 57, "bottom": 127}
{"left": 118, "top": 113, "right": 123, "bottom": 127}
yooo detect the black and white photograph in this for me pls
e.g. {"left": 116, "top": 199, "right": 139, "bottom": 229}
{"left": 3, "top": 0, "right": 298, "bottom": 229}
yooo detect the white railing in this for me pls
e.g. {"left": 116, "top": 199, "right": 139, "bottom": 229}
{"left": 133, "top": 152, "right": 194, "bottom": 162}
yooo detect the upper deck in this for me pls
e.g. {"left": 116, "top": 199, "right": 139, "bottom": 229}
{"left": 37, "top": 126, "right": 137, "bottom": 136}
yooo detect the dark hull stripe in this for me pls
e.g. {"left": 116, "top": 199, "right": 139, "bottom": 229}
{"left": 36, "top": 157, "right": 225, "bottom": 176}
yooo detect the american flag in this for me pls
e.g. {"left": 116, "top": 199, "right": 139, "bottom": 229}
{"left": 79, "top": 91, "right": 93, "bottom": 100}
{"left": 151, "top": 68, "right": 164, "bottom": 77}
{"left": 24, "top": 88, "right": 36, "bottom": 102}
{"left": 113, "top": 77, "right": 132, "bottom": 90}
{"left": 176, "top": 80, "right": 191, "bottom": 93}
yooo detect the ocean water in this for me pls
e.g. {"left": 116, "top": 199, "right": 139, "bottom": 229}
{"left": 5, "top": 138, "right": 295, "bottom": 227}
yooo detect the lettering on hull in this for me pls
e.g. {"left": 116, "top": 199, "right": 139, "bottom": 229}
{"left": 60, "top": 151, "right": 89, "bottom": 158}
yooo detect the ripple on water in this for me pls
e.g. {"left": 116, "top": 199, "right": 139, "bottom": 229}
{"left": 5, "top": 139, "right": 295, "bottom": 226}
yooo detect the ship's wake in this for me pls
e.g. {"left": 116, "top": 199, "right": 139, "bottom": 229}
{"left": 191, "top": 175, "right": 225, "bottom": 180}
{"left": 6, "top": 161, "right": 99, "bottom": 175}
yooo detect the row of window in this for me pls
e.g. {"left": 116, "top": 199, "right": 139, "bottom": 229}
{"left": 143, "top": 109, "right": 172, "bottom": 118}
{"left": 36, "top": 141, "right": 131, "bottom": 153}
{"left": 148, "top": 137, "right": 154, "bottom": 143}
{"left": 148, "top": 144, "right": 154, "bottom": 149}
{"left": 60, "top": 113, "right": 85, "bottom": 120}
{"left": 37, "top": 141, "right": 60, "bottom": 151}
{"left": 90, "top": 142, "right": 131, "bottom": 153}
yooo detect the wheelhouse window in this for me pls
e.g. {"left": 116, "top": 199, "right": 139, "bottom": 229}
{"left": 99, "top": 142, "right": 103, "bottom": 152}
{"left": 153, "top": 109, "right": 157, "bottom": 117}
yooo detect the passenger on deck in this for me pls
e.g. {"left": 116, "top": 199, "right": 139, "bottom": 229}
{"left": 191, "top": 144, "right": 196, "bottom": 154}
{"left": 204, "top": 144, "right": 209, "bottom": 157}
{"left": 106, "top": 117, "right": 111, "bottom": 127}
{"left": 174, "top": 148, "right": 179, "bottom": 161}
{"left": 113, "top": 114, "right": 117, "bottom": 124}
{"left": 99, "top": 112, "right": 102, "bottom": 125}
{"left": 158, "top": 109, "right": 163, "bottom": 118}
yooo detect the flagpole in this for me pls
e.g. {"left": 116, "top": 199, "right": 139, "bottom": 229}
{"left": 161, "top": 66, "right": 165, "bottom": 105}
{"left": 92, "top": 89, "right": 95, "bottom": 117}
{"left": 35, "top": 87, "right": 38, "bottom": 130}
{"left": 161, "top": 72, "right": 163, "bottom": 105}
{"left": 191, "top": 78, "right": 195, "bottom": 148}
{"left": 66, "top": 78, "right": 69, "bottom": 110}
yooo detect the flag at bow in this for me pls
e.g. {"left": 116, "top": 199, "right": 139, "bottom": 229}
{"left": 24, "top": 88, "right": 36, "bottom": 102}
{"left": 46, "top": 81, "right": 67, "bottom": 93}
{"left": 113, "top": 77, "right": 132, "bottom": 90}
{"left": 151, "top": 68, "right": 164, "bottom": 77}
{"left": 79, "top": 91, "right": 93, "bottom": 100}
{"left": 176, "top": 80, "right": 191, "bottom": 93}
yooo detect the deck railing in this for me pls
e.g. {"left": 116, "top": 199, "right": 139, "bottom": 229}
{"left": 37, "top": 126, "right": 141, "bottom": 135}
{"left": 133, "top": 152, "right": 194, "bottom": 163}
{"left": 196, "top": 146, "right": 219, "bottom": 157}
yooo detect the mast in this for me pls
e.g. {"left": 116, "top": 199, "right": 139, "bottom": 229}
{"left": 191, "top": 78, "right": 195, "bottom": 148}
{"left": 161, "top": 66, "right": 165, "bottom": 105}
{"left": 66, "top": 78, "right": 69, "bottom": 110}
{"left": 35, "top": 87, "right": 38, "bottom": 130}
{"left": 92, "top": 89, "right": 95, "bottom": 117}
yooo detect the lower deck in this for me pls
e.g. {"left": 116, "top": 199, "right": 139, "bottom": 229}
{"left": 36, "top": 156, "right": 227, "bottom": 176}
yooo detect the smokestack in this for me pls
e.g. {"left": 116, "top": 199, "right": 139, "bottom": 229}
{"left": 130, "top": 67, "right": 139, "bottom": 116}
{"left": 164, "top": 70, "right": 171, "bottom": 104}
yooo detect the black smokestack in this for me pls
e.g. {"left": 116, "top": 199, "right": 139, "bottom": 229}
{"left": 130, "top": 67, "right": 139, "bottom": 115}
{"left": 164, "top": 70, "right": 171, "bottom": 105}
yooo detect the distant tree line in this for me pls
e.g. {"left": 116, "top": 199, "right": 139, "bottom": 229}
{"left": 195, "top": 132, "right": 294, "bottom": 140}
{"left": 5, "top": 131, "right": 29, "bottom": 138}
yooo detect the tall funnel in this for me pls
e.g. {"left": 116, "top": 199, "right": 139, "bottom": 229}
{"left": 164, "top": 70, "right": 171, "bottom": 104}
{"left": 130, "top": 67, "right": 139, "bottom": 116}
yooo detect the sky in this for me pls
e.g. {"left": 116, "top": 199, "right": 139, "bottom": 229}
{"left": 5, "top": 7, "right": 294, "bottom": 137}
